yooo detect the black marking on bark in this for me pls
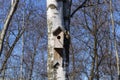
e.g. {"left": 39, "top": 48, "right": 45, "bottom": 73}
{"left": 47, "top": 4, "right": 57, "bottom": 10}
{"left": 53, "top": 61, "right": 60, "bottom": 68}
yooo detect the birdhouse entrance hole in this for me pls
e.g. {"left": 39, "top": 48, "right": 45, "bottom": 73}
{"left": 57, "top": 36, "right": 61, "bottom": 39}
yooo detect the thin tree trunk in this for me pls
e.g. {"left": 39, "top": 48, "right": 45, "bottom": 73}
{"left": 109, "top": 0, "right": 120, "bottom": 79}
{"left": 71, "top": 44, "right": 75, "bottom": 80}
{"left": 29, "top": 38, "right": 40, "bottom": 80}
{"left": 0, "top": 0, "right": 19, "bottom": 55}
{"left": 89, "top": 26, "right": 98, "bottom": 80}
{"left": 20, "top": 33, "right": 24, "bottom": 80}
{"left": 1, "top": 62, "right": 7, "bottom": 80}
{"left": 20, "top": 5, "right": 25, "bottom": 80}
{"left": 1, "top": 31, "right": 10, "bottom": 79}
{"left": 29, "top": 52, "right": 36, "bottom": 80}
{"left": 0, "top": 29, "right": 24, "bottom": 73}
{"left": 89, "top": 56, "right": 95, "bottom": 80}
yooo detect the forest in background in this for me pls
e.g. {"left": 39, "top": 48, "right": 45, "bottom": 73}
{"left": 0, "top": 0, "right": 120, "bottom": 80}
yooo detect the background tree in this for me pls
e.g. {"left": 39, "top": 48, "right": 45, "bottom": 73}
{"left": 0, "top": 0, "right": 120, "bottom": 80}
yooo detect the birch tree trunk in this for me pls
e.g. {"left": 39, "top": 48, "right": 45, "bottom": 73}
{"left": 0, "top": 0, "right": 19, "bottom": 55}
{"left": 47, "top": 0, "right": 70, "bottom": 80}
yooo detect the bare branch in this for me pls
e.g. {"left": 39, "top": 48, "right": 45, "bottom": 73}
{"left": 71, "top": 0, "right": 88, "bottom": 17}
{"left": 0, "top": 29, "right": 24, "bottom": 73}
{"left": 71, "top": 0, "right": 105, "bottom": 17}
{"left": 0, "top": 0, "right": 19, "bottom": 55}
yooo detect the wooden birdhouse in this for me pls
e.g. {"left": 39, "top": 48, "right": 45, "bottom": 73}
{"left": 53, "top": 27, "right": 64, "bottom": 49}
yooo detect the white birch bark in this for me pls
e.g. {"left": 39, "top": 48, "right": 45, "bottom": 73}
{"left": 47, "top": 0, "right": 66, "bottom": 80}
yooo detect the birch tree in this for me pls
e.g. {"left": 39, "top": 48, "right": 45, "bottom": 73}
{"left": 0, "top": 0, "right": 19, "bottom": 55}
{"left": 47, "top": 0, "right": 70, "bottom": 80}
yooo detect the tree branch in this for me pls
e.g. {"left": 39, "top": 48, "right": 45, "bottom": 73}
{"left": 71, "top": 0, "right": 105, "bottom": 17}
{"left": 71, "top": 0, "right": 88, "bottom": 17}
{"left": 0, "top": 0, "right": 19, "bottom": 55}
{"left": 0, "top": 29, "right": 24, "bottom": 73}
